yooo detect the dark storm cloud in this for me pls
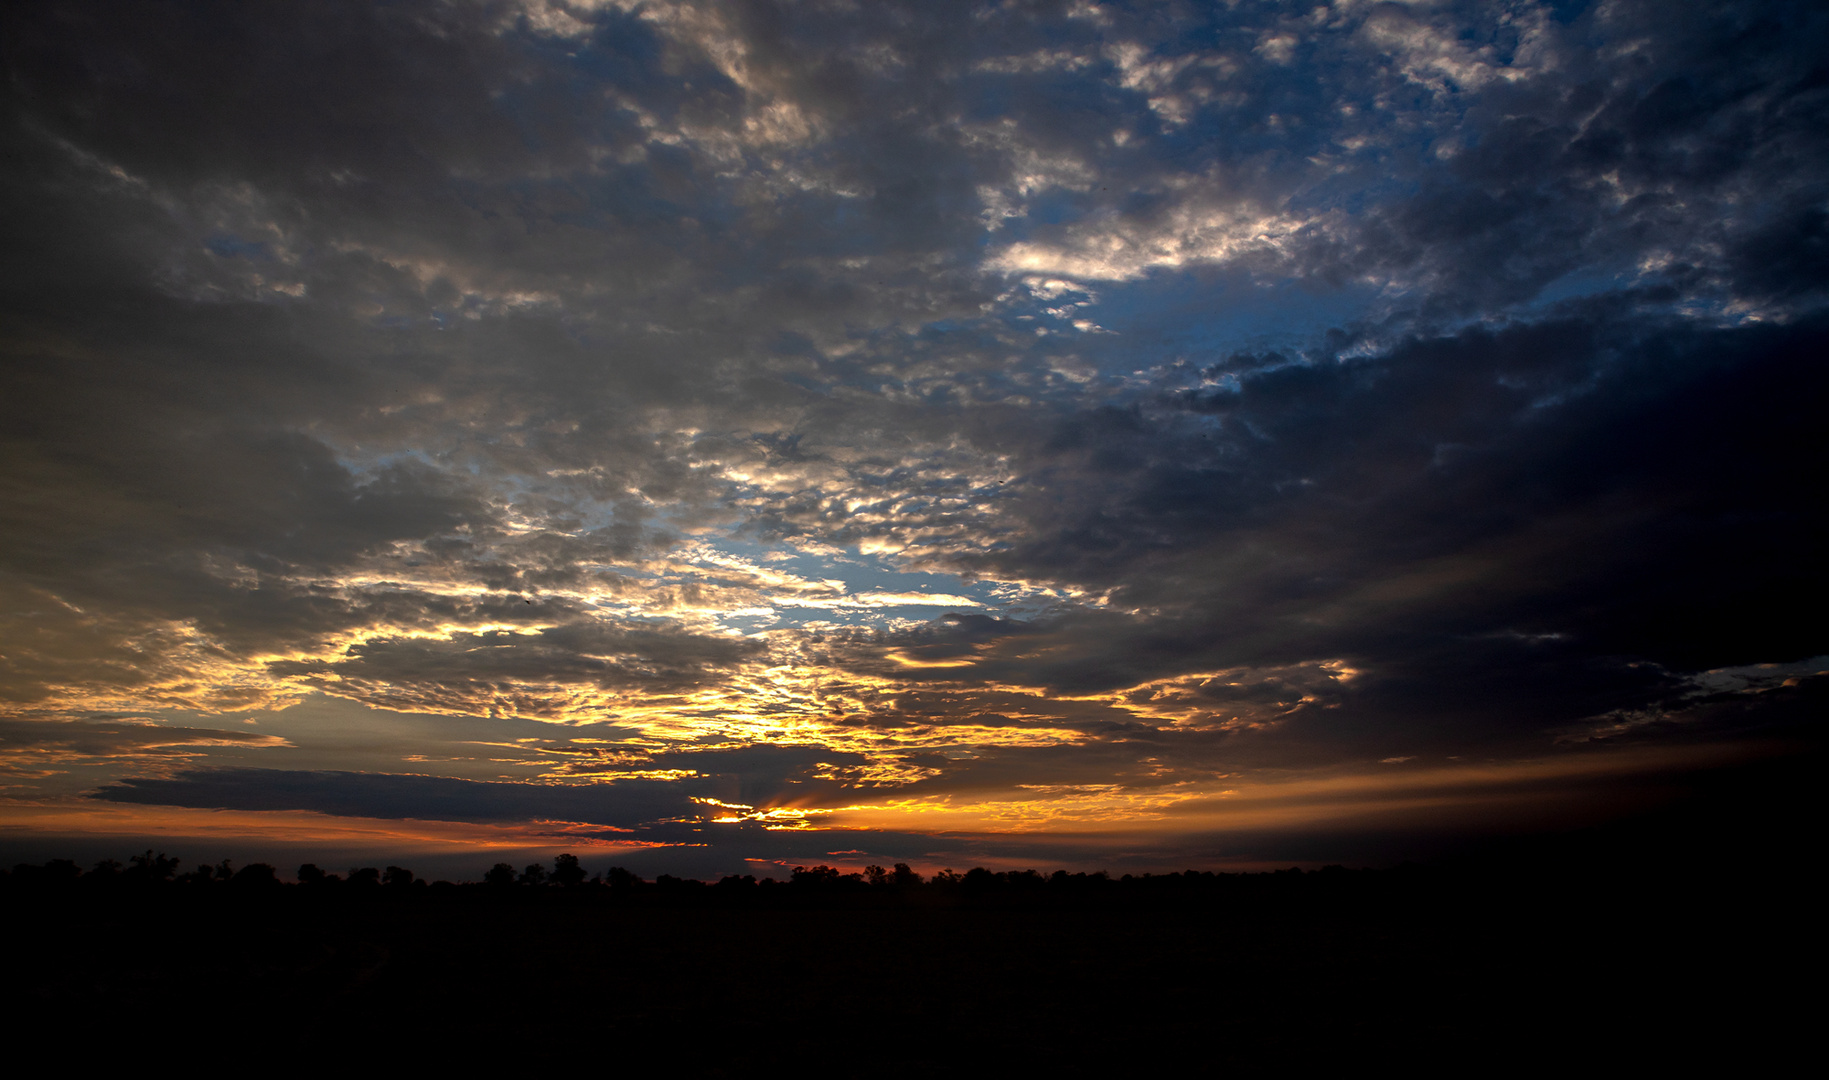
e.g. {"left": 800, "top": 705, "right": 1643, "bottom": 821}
{"left": 91, "top": 766, "right": 698, "bottom": 824}
{"left": 89, "top": 737, "right": 875, "bottom": 824}
{"left": 971, "top": 308, "right": 1827, "bottom": 668}
{"left": 833, "top": 305, "right": 1827, "bottom": 762}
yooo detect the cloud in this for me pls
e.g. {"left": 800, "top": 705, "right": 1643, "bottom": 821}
{"left": 1, "top": 0, "right": 1822, "bottom": 865}
{"left": 87, "top": 741, "right": 876, "bottom": 832}
{"left": 955, "top": 309, "right": 1827, "bottom": 672}
{"left": 266, "top": 619, "right": 764, "bottom": 720}
{"left": 0, "top": 718, "right": 287, "bottom": 757}
{"left": 92, "top": 767, "right": 698, "bottom": 825}
{"left": 0, "top": 717, "right": 289, "bottom": 780}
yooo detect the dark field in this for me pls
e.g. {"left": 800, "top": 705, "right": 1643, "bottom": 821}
{"left": 5, "top": 854, "right": 1804, "bottom": 1071}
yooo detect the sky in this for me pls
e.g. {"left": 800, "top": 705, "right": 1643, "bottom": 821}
{"left": 1, "top": 0, "right": 1823, "bottom": 880}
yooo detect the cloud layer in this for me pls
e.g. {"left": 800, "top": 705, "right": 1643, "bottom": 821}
{"left": 2, "top": 0, "right": 1823, "bottom": 872}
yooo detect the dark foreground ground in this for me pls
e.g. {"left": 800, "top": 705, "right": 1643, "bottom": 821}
{"left": 5, "top": 858, "right": 1809, "bottom": 1072}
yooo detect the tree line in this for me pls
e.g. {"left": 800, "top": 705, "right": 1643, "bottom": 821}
{"left": 4, "top": 850, "right": 1370, "bottom": 898}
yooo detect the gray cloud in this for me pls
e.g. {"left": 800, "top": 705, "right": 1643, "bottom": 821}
{"left": 266, "top": 618, "right": 764, "bottom": 717}
{"left": 0, "top": 717, "right": 287, "bottom": 757}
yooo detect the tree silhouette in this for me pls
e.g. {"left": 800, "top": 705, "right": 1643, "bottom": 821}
{"left": 484, "top": 862, "right": 517, "bottom": 888}
{"left": 128, "top": 850, "right": 180, "bottom": 883}
{"left": 180, "top": 859, "right": 233, "bottom": 885}
{"left": 231, "top": 863, "right": 279, "bottom": 887}
{"left": 791, "top": 865, "right": 841, "bottom": 888}
{"left": 297, "top": 863, "right": 339, "bottom": 887}
{"left": 551, "top": 853, "right": 586, "bottom": 888}
{"left": 518, "top": 862, "right": 547, "bottom": 887}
